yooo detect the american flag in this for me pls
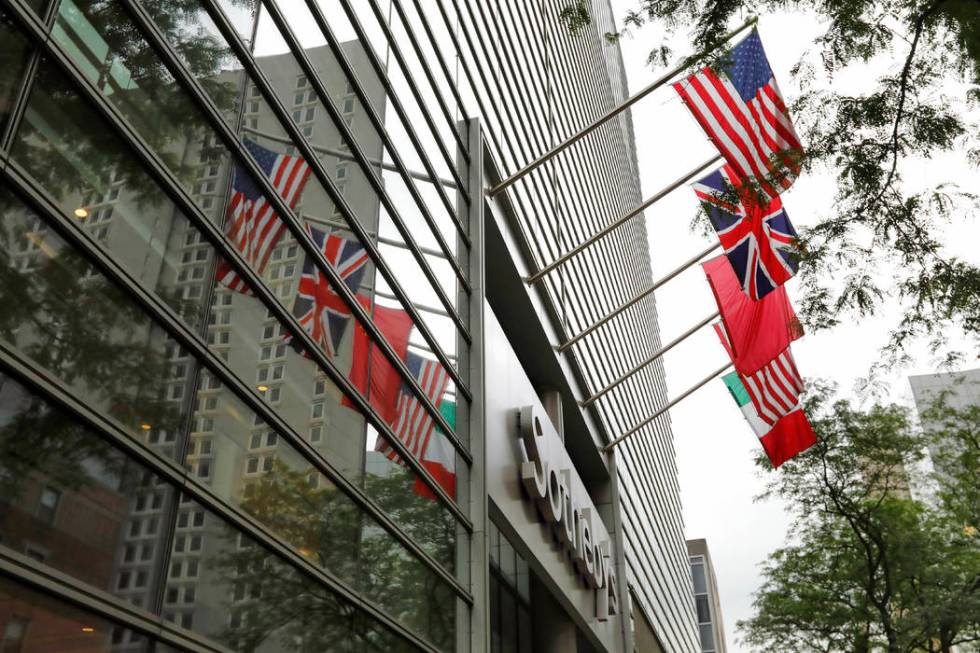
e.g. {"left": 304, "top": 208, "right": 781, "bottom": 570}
{"left": 289, "top": 224, "right": 369, "bottom": 357}
{"left": 376, "top": 351, "right": 450, "bottom": 465}
{"left": 674, "top": 29, "right": 802, "bottom": 199}
{"left": 216, "top": 139, "right": 311, "bottom": 293}
{"left": 741, "top": 347, "right": 804, "bottom": 426}
{"left": 694, "top": 164, "right": 799, "bottom": 300}
{"left": 715, "top": 323, "right": 804, "bottom": 427}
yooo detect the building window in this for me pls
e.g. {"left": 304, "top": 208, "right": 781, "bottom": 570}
{"left": 37, "top": 487, "right": 60, "bottom": 523}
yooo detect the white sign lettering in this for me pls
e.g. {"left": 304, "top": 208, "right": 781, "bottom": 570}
{"left": 517, "top": 405, "right": 619, "bottom": 620}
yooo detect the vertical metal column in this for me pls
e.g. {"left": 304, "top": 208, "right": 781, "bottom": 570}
{"left": 460, "top": 117, "right": 488, "bottom": 653}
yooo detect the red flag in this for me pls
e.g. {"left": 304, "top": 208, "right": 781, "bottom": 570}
{"left": 345, "top": 299, "right": 414, "bottom": 423}
{"left": 716, "top": 326, "right": 817, "bottom": 467}
{"left": 703, "top": 255, "right": 802, "bottom": 375}
{"left": 760, "top": 410, "right": 817, "bottom": 468}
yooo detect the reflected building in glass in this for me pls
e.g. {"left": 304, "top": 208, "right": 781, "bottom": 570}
{"left": 0, "top": 0, "right": 698, "bottom": 651}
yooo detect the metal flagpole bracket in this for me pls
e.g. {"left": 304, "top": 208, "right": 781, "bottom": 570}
{"left": 601, "top": 362, "right": 733, "bottom": 452}
{"left": 524, "top": 155, "right": 721, "bottom": 285}
{"left": 557, "top": 241, "right": 721, "bottom": 352}
{"left": 579, "top": 311, "right": 720, "bottom": 408}
{"left": 486, "top": 15, "right": 758, "bottom": 199}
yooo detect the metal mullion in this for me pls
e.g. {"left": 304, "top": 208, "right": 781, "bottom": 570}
{"left": 244, "top": 4, "right": 474, "bottom": 329}
{"left": 406, "top": 0, "right": 470, "bottom": 123}
{"left": 370, "top": 0, "right": 469, "bottom": 162}
{"left": 495, "top": 5, "right": 616, "bottom": 289}
{"left": 115, "top": 0, "right": 469, "bottom": 457}
{"left": 0, "top": 550, "right": 231, "bottom": 653}
{"left": 0, "top": 154, "right": 472, "bottom": 603}
{"left": 471, "top": 0, "right": 548, "bottom": 157}
{"left": 194, "top": 0, "right": 472, "bottom": 404}
{"left": 434, "top": 0, "right": 565, "bottom": 281}
{"left": 334, "top": 0, "right": 469, "bottom": 203}
{"left": 190, "top": 0, "right": 472, "bottom": 400}
{"left": 457, "top": 0, "right": 546, "bottom": 161}
{"left": 0, "top": 344, "right": 442, "bottom": 653}
{"left": 0, "top": 0, "right": 472, "bottom": 522}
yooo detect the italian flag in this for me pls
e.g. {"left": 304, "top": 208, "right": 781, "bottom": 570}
{"left": 414, "top": 401, "right": 456, "bottom": 500}
{"left": 721, "top": 372, "right": 816, "bottom": 467}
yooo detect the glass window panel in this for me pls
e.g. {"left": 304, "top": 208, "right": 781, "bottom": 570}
{"left": 691, "top": 562, "right": 707, "bottom": 594}
{"left": 0, "top": 577, "right": 153, "bottom": 653}
{"left": 0, "top": 375, "right": 174, "bottom": 609}
{"left": 0, "top": 12, "right": 33, "bottom": 137}
{"left": 0, "top": 372, "right": 439, "bottom": 651}
{"left": 699, "top": 623, "right": 716, "bottom": 651}
{"left": 695, "top": 594, "right": 711, "bottom": 623}
{"left": 2, "top": 35, "right": 462, "bottom": 534}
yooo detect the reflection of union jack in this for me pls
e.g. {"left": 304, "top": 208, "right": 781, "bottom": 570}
{"left": 377, "top": 352, "right": 450, "bottom": 464}
{"left": 694, "top": 164, "right": 799, "bottom": 300}
{"left": 216, "top": 139, "right": 311, "bottom": 293}
{"left": 674, "top": 29, "right": 802, "bottom": 199}
{"left": 289, "top": 224, "right": 369, "bottom": 357}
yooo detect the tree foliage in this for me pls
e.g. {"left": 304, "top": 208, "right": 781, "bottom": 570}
{"left": 737, "top": 386, "right": 980, "bottom": 653}
{"left": 565, "top": 0, "right": 979, "bottom": 364}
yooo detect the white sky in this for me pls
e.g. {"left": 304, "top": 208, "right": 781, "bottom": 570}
{"left": 607, "top": 4, "right": 979, "bottom": 651}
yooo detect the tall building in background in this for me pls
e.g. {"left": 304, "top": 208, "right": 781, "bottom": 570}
{"left": 688, "top": 540, "right": 728, "bottom": 653}
{"left": 910, "top": 367, "right": 980, "bottom": 481}
{"left": 0, "top": 0, "right": 696, "bottom": 651}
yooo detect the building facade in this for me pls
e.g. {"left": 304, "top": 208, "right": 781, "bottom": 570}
{"left": 687, "top": 540, "right": 727, "bottom": 653}
{"left": 0, "top": 0, "right": 697, "bottom": 651}
{"left": 909, "top": 367, "right": 980, "bottom": 482}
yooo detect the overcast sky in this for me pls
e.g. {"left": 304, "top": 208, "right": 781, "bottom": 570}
{"left": 606, "top": 3, "right": 978, "bottom": 651}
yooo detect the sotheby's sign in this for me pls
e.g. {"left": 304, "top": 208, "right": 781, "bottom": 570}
{"left": 516, "top": 405, "right": 619, "bottom": 620}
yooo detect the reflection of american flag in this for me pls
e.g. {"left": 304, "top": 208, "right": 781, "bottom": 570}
{"left": 674, "top": 29, "right": 802, "bottom": 199}
{"left": 216, "top": 139, "right": 311, "bottom": 293}
{"left": 377, "top": 352, "right": 450, "bottom": 463}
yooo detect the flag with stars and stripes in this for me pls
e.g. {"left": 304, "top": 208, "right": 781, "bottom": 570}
{"left": 674, "top": 29, "right": 803, "bottom": 199}
{"left": 288, "top": 224, "right": 370, "bottom": 357}
{"left": 694, "top": 164, "right": 800, "bottom": 300}
{"left": 716, "top": 324, "right": 815, "bottom": 467}
{"left": 375, "top": 351, "right": 453, "bottom": 496}
{"left": 216, "top": 139, "right": 311, "bottom": 293}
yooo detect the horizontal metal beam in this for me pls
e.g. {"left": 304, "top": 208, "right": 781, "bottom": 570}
{"left": 486, "top": 16, "right": 758, "bottom": 197}
{"left": 558, "top": 241, "right": 721, "bottom": 352}
{"left": 602, "top": 362, "right": 733, "bottom": 452}
{"left": 525, "top": 155, "right": 721, "bottom": 284}
{"left": 580, "top": 311, "right": 719, "bottom": 407}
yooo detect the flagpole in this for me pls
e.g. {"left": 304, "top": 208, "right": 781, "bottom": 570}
{"left": 525, "top": 155, "right": 721, "bottom": 285}
{"left": 579, "top": 311, "right": 719, "bottom": 407}
{"left": 557, "top": 241, "right": 720, "bottom": 352}
{"left": 485, "top": 16, "right": 758, "bottom": 198}
{"left": 602, "top": 362, "right": 733, "bottom": 452}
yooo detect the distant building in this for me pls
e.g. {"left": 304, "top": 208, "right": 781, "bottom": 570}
{"left": 687, "top": 539, "right": 727, "bottom": 653}
{"left": 910, "top": 367, "right": 980, "bottom": 481}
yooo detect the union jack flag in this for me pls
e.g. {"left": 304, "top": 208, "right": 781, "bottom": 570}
{"left": 674, "top": 29, "right": 803, "bottom": 199}
{"left": 216, "top": 139, "right": 311, "bottom": 293}
{"left": 694, "top": 164, "right": 799, "bottom": 300}
{"left": 289, "top": 224, "right": 370, "bottom": 357}
{"left": 376, "top": 351, "right": 450, "bottom": 467}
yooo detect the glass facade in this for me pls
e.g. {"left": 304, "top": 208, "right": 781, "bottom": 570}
{"left": 0, "top": 0, "right": 696, "bottom": 651}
